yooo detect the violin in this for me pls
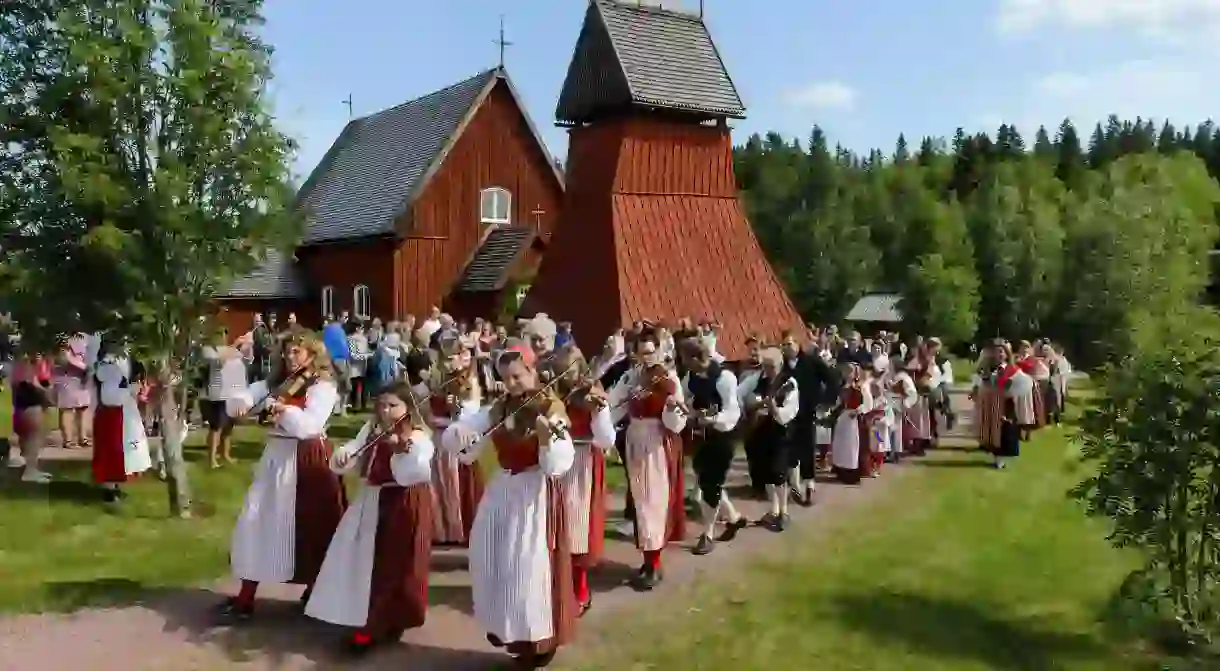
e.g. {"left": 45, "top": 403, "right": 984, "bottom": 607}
{"left": 561, "top": 374, "right": 609, "bottom": 411}
{"left": 501, "top": 387, "right": 569, "bottom": 440}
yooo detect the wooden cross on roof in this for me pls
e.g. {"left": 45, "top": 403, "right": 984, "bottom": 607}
{"left": 494, "top": 15, "right": 513, "bottom": 68}
{"left": 342, "top": 94, "right": 353, "bottom": 118}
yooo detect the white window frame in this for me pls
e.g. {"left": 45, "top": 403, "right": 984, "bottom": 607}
{"left": 320, "top": 285, "right": 334, "bottom": 320}
{"left": 353, "top": 284, "right": 371, "bottom": 320}
{"left": 480, "top": 186, "right": 512, "bottom": 225}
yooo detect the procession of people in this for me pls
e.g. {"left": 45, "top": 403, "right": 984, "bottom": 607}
{"left": 3, "top": 310, "right": 1072, "bottom": 668}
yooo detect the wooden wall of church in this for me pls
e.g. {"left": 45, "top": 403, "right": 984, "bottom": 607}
{"left": 395, "top": 79, "right": 564, "bottom": 320}
{"left": 296, "top": 238, "right": 395, "bottom": 325}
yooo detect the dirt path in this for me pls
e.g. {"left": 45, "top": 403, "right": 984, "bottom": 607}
{"left": 0, "top": 393, "right": 977, "bottom": 671}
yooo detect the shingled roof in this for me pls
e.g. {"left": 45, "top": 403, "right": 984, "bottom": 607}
{"left": 216, "top": 249, "right": 307, "bottom": 299}
{"left": 555, "top": 0, "right": 746, "bottom": 125}
{"left": 455, "top": 226, "right": 535, "bottom": 292}
{"left": 295, "top": 69, "right": 498, "bottom": 245}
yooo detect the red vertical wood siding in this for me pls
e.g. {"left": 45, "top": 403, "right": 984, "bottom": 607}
{"left": 297, "top": 239, "right": 395, "bottom": 325}
{"left": 212, "top": 299, "right": 306, "bottom": 335}
{"left": 396, "top": 79, "right": 564, "bottom": 322}
{"left": 523, "top": 114, "right": 804, "bottom": 360}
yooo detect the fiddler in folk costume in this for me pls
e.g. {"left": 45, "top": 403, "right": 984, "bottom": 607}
{"left": 420, "top": 333, "right": 485, "bottom": 547}
{"left": 886, "top": 359, "right": 919, "bottom": 463}
{"left": 739, "top": 347, "right": 800, "bottom": 531}
{"left": 551, "top": 347, "right": 616, "bottom": 615}
{"left": 217, "top": 333, "right": 348, "bottom": 624}
{"left": 607, "top": 335, "right": 687, "bottom": 591}
{"left": 734, "top": 336, "right": 767, "bottom": 498}
{"left": 830, "top": 362, "right": 872, "bottom": 485}
{"left": 972, "top": 340, "right": 1027, "bottom": 469}
{"left": 904, "top": 346, "right": 937, "bottom": 456}
{"left": 867, "top": 352, "right": 892, "bottom": 473}
{"left": 679, "top": 338, "right": 747, "bottom": 555}
{"left": 1015, "top": 340, "right": 1048, "bottom": 436}
{"left": 442, "top": 344, "right": 577, "bottom": 668}
{"left": 91, "top": 335, "right": 152, "bottom": 503}
{"left": 306, "top": 382, "right": 435, "bottom": 655}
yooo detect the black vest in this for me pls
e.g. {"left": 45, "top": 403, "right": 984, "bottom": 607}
{"left": 751, "top": 371, "right": 793, "bottom": 443}
{"left": 687, "top": 362, "right": 724, "bottom": 413}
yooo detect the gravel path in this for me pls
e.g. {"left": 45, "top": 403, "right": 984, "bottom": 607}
{"left": 0, "top": 393, "right": 978, "bottom": 671}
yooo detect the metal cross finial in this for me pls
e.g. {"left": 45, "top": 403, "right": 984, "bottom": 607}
{"left": 494, "top": 15, "right": 513, "bottom": 68}
{"left": 342, "top": 94, "right": 353, "bottom": 118}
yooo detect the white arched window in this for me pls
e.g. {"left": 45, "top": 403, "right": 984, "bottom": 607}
{"left": 320, "top": 285, "right": 334, "bottom": 320}
{"left": 353, "top": 284, "right": 371, "bottom": 320}
{"left": 480, "top": 187, "right": 512, "bottom": 225}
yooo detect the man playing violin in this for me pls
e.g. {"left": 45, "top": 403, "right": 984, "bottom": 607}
{"left": 441, "top": 344, "right": 578, "bottom": 668}
{"left": 553, "top": 347, "right": 616, "bottom": 615}
{"left": 738, "top": 347, "right": 801, "bottom": 532}
{"left": 680, "top": 339, "right": 749, "bottom": 555}
{"left": 217, "top": 333, "right": 348, "bottom": 624}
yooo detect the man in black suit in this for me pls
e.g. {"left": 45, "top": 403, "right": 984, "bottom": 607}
{"left": 783, "top": 330, "right": 837, "bottom": 506}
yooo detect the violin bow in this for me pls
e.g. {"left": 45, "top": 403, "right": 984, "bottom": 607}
{"left": 472, "top": 359, "right": 581, "bottom": 443}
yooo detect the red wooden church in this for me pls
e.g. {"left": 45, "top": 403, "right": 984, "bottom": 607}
{"left": 215, "top": 67, "right": 564, "bottom": 332}
{"left": 521, "top": 0, "right": 805, "bottom": 360}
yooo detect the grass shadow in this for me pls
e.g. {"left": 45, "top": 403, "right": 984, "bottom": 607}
{"left": 0, "top": 461, "right": 105, "bottom": 506}
{"left": 831, "top": 590, "right": 1104, "bottom": 670}
{"left": 907, "top": 459, "right": 995, "bottom": 469}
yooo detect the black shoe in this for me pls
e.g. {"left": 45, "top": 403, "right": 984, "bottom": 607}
{"left": 692, "top": 534, "right": 714, "bottom": 555}
{"left": 759, "top": 513, "right": 785, "bottom": 533}
{"left": 716, "top": 516, "right": 749, "bottom": 542}
{"left": 629, "top": 566, "right": 661, "bottom": 591}
{"left": 788, "top": 485, "right": 802, "bottom": 503}
{"left": 800, "top": 487, "right": 815, "bottom": 508}
{"left": 214, "top": 598, "right": 253, "bottom": 625}
{"left": 487, "top": 632, "right": 505, "bottom": 648}
{"left": 947, "top": 414, "right": 957, "bottom": 430}
{"left": 579, "top": 598, "right": 592, "bottom": 617}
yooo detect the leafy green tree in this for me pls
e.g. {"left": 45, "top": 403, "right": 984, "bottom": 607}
{"left": 1074, "top": 306, "right": 1220, "bottom": 647}
{"left": 0, "top": 0, "right": 298, "bottom": 516}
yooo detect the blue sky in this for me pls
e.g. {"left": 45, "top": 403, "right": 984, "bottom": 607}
{"left": 262, "top": 0, "right": 1220, "bottom": 180}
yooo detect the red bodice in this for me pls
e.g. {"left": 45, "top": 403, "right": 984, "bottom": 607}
{"left": 429, "top": 396, "right": 449, "bottom": 418}
{"left": 362, "top": 440, "right": 397, "bottom": 485}
{"left": 491, "top": 429, "right": 541, "bottom": 474}
{"left": 842, "top": 387, "right": 863, "bottom": 410}
{"left": 1017, "top": 357, "right": 1037, "bottom": 374}
{"left": 566, "top": 405, "right": 593, "bottom": 438}
{"left": 629, "top": 377, "right": 675, "bottom": 419}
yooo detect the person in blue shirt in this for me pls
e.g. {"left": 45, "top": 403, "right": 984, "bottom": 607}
{"left": 322, "top": 319, "right": 351, "bottom": 416}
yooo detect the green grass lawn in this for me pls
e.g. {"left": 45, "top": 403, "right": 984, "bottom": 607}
{"left": 0, "top": 388, "right": 626, "bottom": 614}
{"left": 563, "top": 393, "right": 1186, "bottom": 671}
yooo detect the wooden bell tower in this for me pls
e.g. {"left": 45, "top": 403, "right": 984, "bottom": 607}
{"left": 521, "top": 0, "right": 804, "bottom": 359}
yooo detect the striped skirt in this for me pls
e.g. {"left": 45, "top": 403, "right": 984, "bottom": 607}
{"left": 431, "top": 449, "right": 484, "bottom": 546}
{"left": 974, "top": 386, "right": 1005, "bottom": 450}
{"left": 561, "top": 441, "right": 607, "bottom": 563}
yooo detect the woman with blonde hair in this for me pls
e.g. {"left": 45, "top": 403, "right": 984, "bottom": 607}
{"left": 216, "top": 333, "right": 348, "bottom": 623}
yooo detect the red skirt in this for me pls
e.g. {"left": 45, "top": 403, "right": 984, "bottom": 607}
{"left": 291, "top": 438, "right": 349, "bottom": 585}
{"left": 366, "top": 483, "right": 433, "bottom": 637}
{"left": 575, "top": 448, "right": 608, "bottom": 566}
{"left": 92, "top": 405, "right": 127, "bottom": 484}
{"left": 663, "top": 433, "right": 686, "bottom": 544}
{"left": 458, "top": 462, "right": 485, "bottom": 547}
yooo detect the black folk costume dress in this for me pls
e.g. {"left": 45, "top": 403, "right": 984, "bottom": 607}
{"left": 441, "top": 395, "right": 579, "bottom": 663}
{"left": 305, "top": 423, "right": 435, "bottom": 641}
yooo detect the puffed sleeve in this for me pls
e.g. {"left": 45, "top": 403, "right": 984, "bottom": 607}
{"left": 712, "top": 370, "right": 742, "bottom": 433}
{"left": 539, "top": 433, "right": 576, "bottom": 476}
{"left": 607, "top": 368, "right": 638, "bottom": 425}
{"left": 390, "top": 429, "right": 435, "bottom": 486}
{"left": 590, "top": 405, "right": 616, "bottom": 451}
{"left": 330, "top": 421, "right": 373, "bottom": 474}
{"left": 226, "top": 380, "right": 268, "bottom": 418}
{"left": 277, "top": 380, "right": 338, "bottom": 439}
{"left": 661, "top": 373, "right": 687, "bottom": 433}
{"left": 441, "top": 405, "right": 493, "bottom": 465}
{"left": 773, "top": 379, "right": 799, "bottom": 426}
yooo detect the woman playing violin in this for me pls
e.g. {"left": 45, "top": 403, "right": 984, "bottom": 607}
{"left": 423, "top": 333, "right": 485, "bottom": 547}
{"left": 216, "top": 333, "right": 348, "bottom": 625}
{"left": 440, "top": 343, "right": 578, "bottom": 668}
{"left": 306, "top": 382, "right": 435, "bottom": 655}
{"left": 552, "top": 347, "right": 616, "bottom": 616}
{"left": 606, "top": 335, "right": 688, "bottom": 592}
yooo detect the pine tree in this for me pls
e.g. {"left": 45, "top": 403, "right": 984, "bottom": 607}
{"left": 1033, "top": 125, "right": 1055, "bottom": 160}
{"left": 1157, "top": 120, "right": 1178, "bottom": 153}
{"left": 894, "top": 133, "right": 910, "bottom": 164}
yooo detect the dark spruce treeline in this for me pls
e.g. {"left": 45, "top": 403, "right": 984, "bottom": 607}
{"left": 735, "top": 116, "right": 1220, "bottom": 367}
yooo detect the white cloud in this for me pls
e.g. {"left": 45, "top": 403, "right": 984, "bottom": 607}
{"left": 781, "top": 81, "right": 858, "bottom": 111}
{"left": 996, "top": 0, "right": 1220, "bottom": 37}
{"left": 1010, "top": 60, "right": 1218, "bottom": 133}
